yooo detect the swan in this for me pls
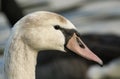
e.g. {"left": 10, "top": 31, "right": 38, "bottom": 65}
{"left": 3, "top": 11, "right": 103, "bottom": 79}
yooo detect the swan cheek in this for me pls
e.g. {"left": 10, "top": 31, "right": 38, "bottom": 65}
{"left": 39, "top": 31, "right": 66, "bottom": 51}
{"left": 22, "top": 28, "right": 65, "bottom": 51}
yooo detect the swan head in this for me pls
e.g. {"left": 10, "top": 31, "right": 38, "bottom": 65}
{"left": 13, "top": 11, "right": 103, "bottom": 65}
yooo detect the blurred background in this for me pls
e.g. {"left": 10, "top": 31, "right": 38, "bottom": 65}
{"left": 0, "top": 0, "right": 120, "bottom": 79}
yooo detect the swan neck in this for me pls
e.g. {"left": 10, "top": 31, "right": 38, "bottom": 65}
{"left": 4, "top": 34, "right": 37, "bottom": 79}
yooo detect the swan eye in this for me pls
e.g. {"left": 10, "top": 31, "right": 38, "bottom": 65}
{"left": 54, "top": 25, "right": 60, "bottom": 30}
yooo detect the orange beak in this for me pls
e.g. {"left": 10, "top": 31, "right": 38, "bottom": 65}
{"left": 66, "top": 33, "right": 103, "bottom": 65}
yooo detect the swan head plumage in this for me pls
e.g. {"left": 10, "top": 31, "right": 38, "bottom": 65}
{"left": 13, "top": 11, "right": 75, "bottom": 52}
{"left": 12, "top": 11, "right": 103, "bottom": 65}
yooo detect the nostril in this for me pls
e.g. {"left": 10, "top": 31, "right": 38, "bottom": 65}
{"left": 76, "top": 37, "right": 85, "bottom": 49}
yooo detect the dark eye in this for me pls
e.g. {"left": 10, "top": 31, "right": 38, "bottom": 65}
{"left": 54, "top": 25, "right": 60, "bottom": 30}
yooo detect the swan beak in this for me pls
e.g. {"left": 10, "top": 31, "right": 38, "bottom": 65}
{"left": 66, "top": 33, "right": 103, "bottom": 65}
